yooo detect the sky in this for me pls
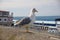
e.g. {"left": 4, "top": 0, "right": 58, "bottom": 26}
{"left": 0, "top": 0, "right": 60, "bottom": 16}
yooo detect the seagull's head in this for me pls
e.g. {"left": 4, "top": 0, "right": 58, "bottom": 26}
{"left": 32, "top": 8, "right": 38, "bottom": 13}
{"left": 28, "top": 8, "right": 38, "bottom": 17}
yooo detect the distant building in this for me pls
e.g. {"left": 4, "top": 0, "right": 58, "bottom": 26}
{"left": 0, "top": 10, "right": 13, "bottom": 26}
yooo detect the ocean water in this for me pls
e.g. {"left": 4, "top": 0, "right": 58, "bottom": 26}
{"left": 13, "top": 16, "right": 60, "bottom": 26}
{"left": 13, "top": 16, "right": 60, "bottom": 21}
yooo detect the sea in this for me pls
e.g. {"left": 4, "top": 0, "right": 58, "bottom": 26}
{"left": 13, "top": 16, "right": 60, "bottom": 26}
{"left": 13, "top": 16, "right": 60, "bottom": 21}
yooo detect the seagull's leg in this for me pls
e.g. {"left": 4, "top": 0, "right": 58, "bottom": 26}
{"left": 25, "top": 25, "right": 29, "bottom": 32}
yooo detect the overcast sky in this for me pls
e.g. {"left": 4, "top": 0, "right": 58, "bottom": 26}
{"left": 0, "top": 0, "right": 60, "bottom": 16}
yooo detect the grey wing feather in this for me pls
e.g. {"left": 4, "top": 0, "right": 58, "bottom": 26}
{"left": 15, "top": 17, "right": 31, "bottom": 26}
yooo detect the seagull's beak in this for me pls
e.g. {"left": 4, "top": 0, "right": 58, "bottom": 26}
{"left": 36, "top": 10, "right": 38, "bottom": 13}
{"left": 34, "top": 8, "right": 38, "bottom": 13}
{"left": 34, "top": 9, "right": 38, "bottom": 13}
{"left": 32, "top": 8, "right": 38, "bottom": 13}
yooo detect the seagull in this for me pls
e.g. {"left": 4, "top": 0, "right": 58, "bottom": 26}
{"left": 15, "top": 8, "right": 38, "bottom": 32}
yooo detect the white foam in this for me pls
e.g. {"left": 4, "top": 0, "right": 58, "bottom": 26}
{"left": 35, "top": 21, "right": 60, "bottom": 24}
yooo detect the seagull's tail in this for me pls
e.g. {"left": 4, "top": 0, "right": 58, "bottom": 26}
{"left": 14, "top": 20, "right": 21, "bottom": 26}
{"left": 14, "top": 17, "right": 25, "bottom": 27}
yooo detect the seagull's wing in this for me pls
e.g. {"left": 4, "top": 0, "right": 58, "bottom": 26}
{"left": 15, "top": 17, "right": 31, "bottom": 26}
